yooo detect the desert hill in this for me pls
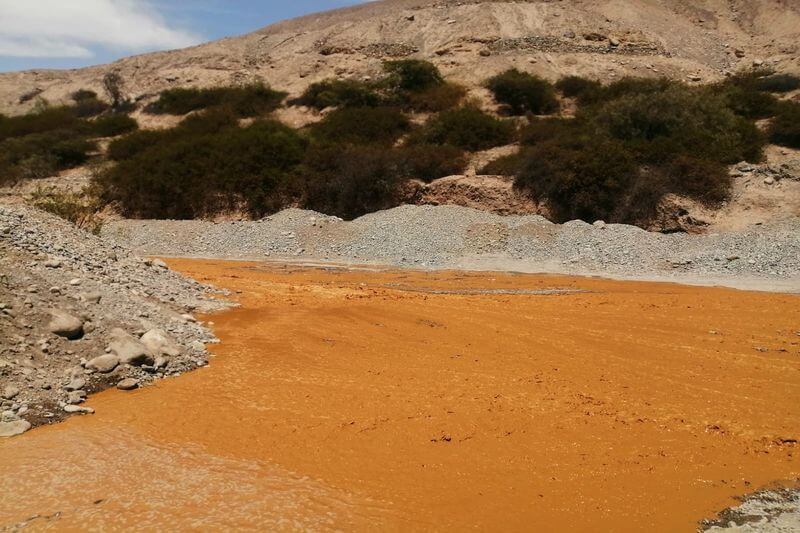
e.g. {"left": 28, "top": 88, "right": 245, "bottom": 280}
{"left": 2, "top": 0, "right": 800, "bottom": 114}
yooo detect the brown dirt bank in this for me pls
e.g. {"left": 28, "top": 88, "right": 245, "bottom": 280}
{"left": 1, "top": 260, "right": 798, "bottom": 531}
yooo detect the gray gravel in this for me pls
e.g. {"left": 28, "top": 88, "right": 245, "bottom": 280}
{"left": 703, "top": 490, "right": 800, "bottom": 532}
{"left": 0, "top": 204, "right": 232, "bottom": 432}
{"left": 104, "top": 205, "right": 800, "bottom": 292}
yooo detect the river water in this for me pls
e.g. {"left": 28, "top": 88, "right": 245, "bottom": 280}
{"left": 1, "top": 260, "right": 798, "bottom": 531}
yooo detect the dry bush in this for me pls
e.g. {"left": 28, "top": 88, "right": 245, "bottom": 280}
{"left": 146, "top": 84, "right": 286, "bottom": 117}
{"left": 486, "top": 69, "right": 559, "bottom": 115}
{"left": 411, "top": 105, "right": 516, "bottom": 151}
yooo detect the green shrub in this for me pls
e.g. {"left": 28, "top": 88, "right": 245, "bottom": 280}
{"left": 107, "top": 130, "right": 167, "bottom": 161}
{"left": 588, "top": 85, "right": 765, "bottom": 164}
{"left": 555, "top": 76, "right": 602, "bottom": 99}
{"left": 1, "top": 130, "right": 96, "bottom": 184}
{"left": 146, "top": 84, "right": 286, "bottom": 117}
{"left": 753, "top": 74, "right": 800, "bottom": 93}
{"left": 412, "top": 105, "right": 516, "bottom": 151}
{"left": 665, "top": 155, "right": 731, "bottom": 204}
{"left": 71, "top": 90, "right": 109, "bottom": 118}
{"left": 51, "top": 138, "right": 95, "bottom": 167}
{"left": 91, "top": 113, "right": 138, "bottom": 137}
{"left": 516, "top": 136, "right": 638, "bottom": 222}
{"left": 291, "top": 79, "right": 382, "bottom": 110}
{"left": 298, "top": 144, "right": 403, "bottom": 220}
{"left": 383, "top": 60, "right": 444, "bottom": 92}
{"left": 297, "top": 141, "right": 465, "bottom": 218}
{"left": 103, "top": 72, "right": 126, "bottom": 110}
{"left": 574, "top": 77, "right": 676, "bottom": 107}
{"left": 73, "top": 97, "right": 109, "bottom": 118}
{"left": 394, "top": 144, "right": 466, "bottom": 181}
{"left": 520, "top": 117, "right": 581, "bottom": 146}
{"left": 0, "top": 106, "right": 83, "bottom": 142}
{"left": 310, "top": 106, "right": 410, "bottom": 146}
{"left": 769, "top": 101, "right": 800, "bottom": 148}
{"left": 719, "top": 84, "right": 779, "bottom": 119}
{"left": 486, "top": 69, "right": 559, "bottom": 115}
{"left": 511, "top": 79, "right": 762, "bottom": 224}
{"left": 175, "top": 107, "right": 240, "bottom": 135}
{"left": 402, "top": 82, "right": 466, "bottom": 112}
{"left": 98, "top": 119, "right": 307, "bottom": 218}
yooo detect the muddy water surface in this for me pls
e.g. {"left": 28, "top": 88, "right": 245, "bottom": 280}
{"left": 1, "top": 260, "right": 799, "bottom": 531}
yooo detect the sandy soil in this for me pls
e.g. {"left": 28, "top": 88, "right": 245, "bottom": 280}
{"left": 0, "top": 261, "right": 798, "bottom": 531}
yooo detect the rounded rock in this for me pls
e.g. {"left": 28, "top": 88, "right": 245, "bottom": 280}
{"left": 116, "top": 378, "right": 139, "bottom": 391}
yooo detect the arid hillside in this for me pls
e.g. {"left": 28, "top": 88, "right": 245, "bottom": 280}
{"left": 2, "top": 0, "right": 800, "bottom": 114}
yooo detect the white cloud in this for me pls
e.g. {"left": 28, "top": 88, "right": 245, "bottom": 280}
{"left": 0, "top": 0, "right": 201, "bottom": 58}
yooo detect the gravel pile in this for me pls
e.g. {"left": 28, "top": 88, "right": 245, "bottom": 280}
{"left": 105, "top": 205, "right": 800, "bottom": 291}
{"left": 0, "top": 204, "right": 231, "bottom": 436}
{"left": 703, "top": 489, "right": 800, "bottom": 532}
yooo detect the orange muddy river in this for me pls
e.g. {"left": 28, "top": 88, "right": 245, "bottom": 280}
{"left": 1, "top": 259, "right": 799, "bottom": 532}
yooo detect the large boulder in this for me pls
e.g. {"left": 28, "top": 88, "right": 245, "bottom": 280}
{"left": 47, "top": 309, "right": 84, "bottom": 340}
{"left": 140, "top": 329, "right": 181, "bottom": 357}
{"left": 108, "top": 329, "right": 154, "bottom": 366}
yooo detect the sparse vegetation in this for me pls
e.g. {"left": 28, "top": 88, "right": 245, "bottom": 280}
{"left": 486, "top": 69, "right": 559, "bottom": 115}
{"left": 29, "top": 187, "right": 104, "bottom": 233}
{"left": 146, "top": 84, "right": 287, "bottom": 117}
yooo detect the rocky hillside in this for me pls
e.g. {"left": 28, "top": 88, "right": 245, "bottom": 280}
{"left": 2, "top": 0, "right": 800, "bottom": 114}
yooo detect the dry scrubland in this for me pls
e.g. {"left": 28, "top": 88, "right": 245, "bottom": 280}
{"left": 1, "top": 60, "right": 799, "bottom": 232}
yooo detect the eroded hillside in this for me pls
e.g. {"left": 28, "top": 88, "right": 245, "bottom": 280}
{"left": 2, "top": 0, "right": 800, "bottom": 114}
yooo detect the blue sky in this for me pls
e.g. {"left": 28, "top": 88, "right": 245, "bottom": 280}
{"left": 0, "top": 1, "right": 369, "bottom": 73}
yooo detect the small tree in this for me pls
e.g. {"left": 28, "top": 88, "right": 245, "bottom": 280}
{"left": 103, "top": 72, "right": 125, "bottom": 109}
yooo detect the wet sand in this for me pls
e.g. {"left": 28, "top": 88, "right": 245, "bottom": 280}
{"left": 1, "top": 260, "right": 799, "bottom": 531}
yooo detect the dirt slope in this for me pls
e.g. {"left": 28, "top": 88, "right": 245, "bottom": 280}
{"left": 2, "top": 0, "right": 800, "bottom": 114}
